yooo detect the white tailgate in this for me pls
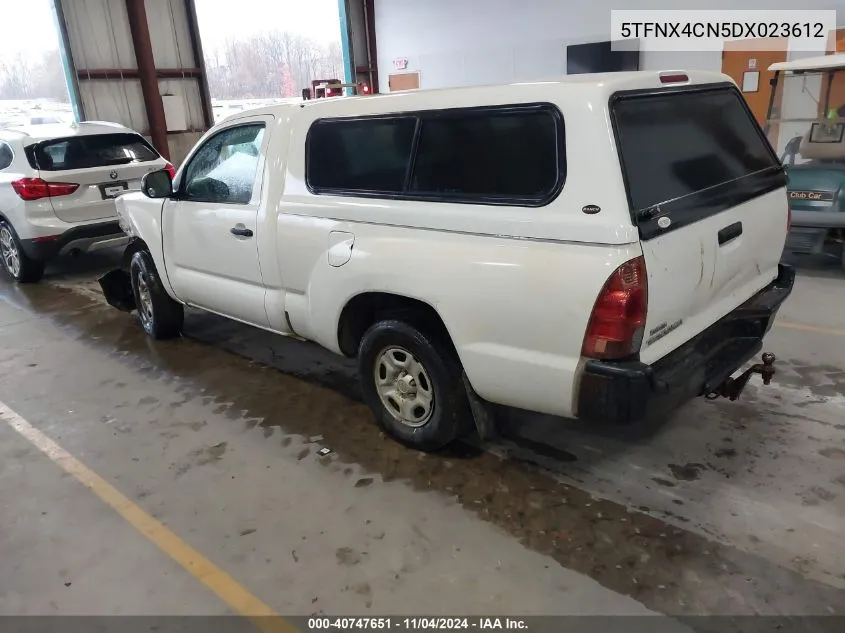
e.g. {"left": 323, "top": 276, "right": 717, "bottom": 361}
{"left": 639, "top": 189, "right": 787, "bottom": 364}
{"left": 43, "top": 162, "right": 158, "bottom": 223}
{"left": 29, "top": 132, "right": 163, "bottom": 224}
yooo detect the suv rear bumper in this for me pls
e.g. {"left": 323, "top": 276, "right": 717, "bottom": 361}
{"left": 20, "top": 221, "right": 126, "bottom": 260}
{"left": 576, "top": 264, "right": 795, "bottom": 424}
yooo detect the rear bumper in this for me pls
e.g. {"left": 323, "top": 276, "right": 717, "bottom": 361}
{"left": 576, "top": 264, "right": 795, "bottom": 424}
{"left": 20, "top": 221, "right": 125, "bottom": 260}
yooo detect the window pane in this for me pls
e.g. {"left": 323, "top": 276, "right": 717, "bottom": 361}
{"left": 410, "top": 109, "right": 560, "bottom": 200}
{"left": 34, "top": 133, "right": 160, "bottom": 171}
{"left": 612, "top": 88, "right": 779, "bottom": 213}
{"left": 0, "top": 144, "right": 12, "bottom": 170}
{"left": 307, "top": 118, "right": 416, "bottom": 192}
{"left": 183, "top": 125, "right": 264, "bottom": 204}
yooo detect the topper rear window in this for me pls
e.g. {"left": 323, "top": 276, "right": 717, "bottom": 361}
{"left": 611, "top": 84, "right": 785, "bottom": 238}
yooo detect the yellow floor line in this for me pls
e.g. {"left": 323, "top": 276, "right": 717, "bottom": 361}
{"left": 775, "top": 321, "right": 845, "bottom": 338}
{"left": 0, "top": 400, "right": 298, "bottom": 633}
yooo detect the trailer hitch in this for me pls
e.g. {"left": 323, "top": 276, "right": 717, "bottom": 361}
{"left": 706, "top": 353, "right": 776, "bottom": 401}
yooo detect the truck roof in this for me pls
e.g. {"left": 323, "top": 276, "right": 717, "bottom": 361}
{"left": 769, "top": 53, "right": 845, "bottom": 73}
{"left": 220, "top": 69, "right": 735, "bottom": 122}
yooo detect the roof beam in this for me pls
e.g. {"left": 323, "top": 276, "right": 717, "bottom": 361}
{"left": 76, "top": 68, "right": 203, "bottom": 80}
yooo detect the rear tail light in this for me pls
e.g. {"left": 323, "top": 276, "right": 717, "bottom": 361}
{"left": 11, "top": 178, "right": 79, "bottom": 201}
{"left": 582, "top": 256, "right": 648, "bottom": 360}
{"left": 164, "top": 162, "right": 176, "bottom": 179}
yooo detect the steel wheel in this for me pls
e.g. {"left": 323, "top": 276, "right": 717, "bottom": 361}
{"left": 0, "top": 226, "right": 20, "bottom": 278}
{"left": 136, "top": 270, "right": 154, "bottom": 330}
{"left": 374, "top": 345, "right": 434, "bottom": 427}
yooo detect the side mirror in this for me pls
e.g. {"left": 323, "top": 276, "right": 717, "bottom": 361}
{"left": 141, "top": 169, "right": 173, "bottom": 199}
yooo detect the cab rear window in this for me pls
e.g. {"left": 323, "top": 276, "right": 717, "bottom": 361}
{"left": 28, "top": 133, "right": 160, "bottom": 171}
{"left": 611, "top": 85, "right": 785, "bottom": 237}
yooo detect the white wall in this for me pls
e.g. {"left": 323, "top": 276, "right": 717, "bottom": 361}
{"left": 374, "top": 0, "right": 844, "bottom": 91}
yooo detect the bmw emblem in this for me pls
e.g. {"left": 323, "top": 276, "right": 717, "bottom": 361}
{"left": 109, "top": 170, "right": 118, "bottom": 180}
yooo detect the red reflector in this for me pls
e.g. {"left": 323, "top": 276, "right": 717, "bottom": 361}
{"left": 582, "top": 256, "right": 648, "bottom": 360}
{"left": 164, "top": 162, "right": 176, "bottom": 179}
{"left": 33, "top": 235, "right": 60, "bottom": 243}
{"left": 11, "top": 178, "right": 79, "bottom": 201}
{"left": 659, "top": 73, "right": 689, "bottom": 84}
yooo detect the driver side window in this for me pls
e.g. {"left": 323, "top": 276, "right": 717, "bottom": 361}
{"left": 181, "top": 123, "right": 265, "bottom": 204}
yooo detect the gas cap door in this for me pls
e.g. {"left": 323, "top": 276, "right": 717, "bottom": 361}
{"left": 327, "top": 231, "right": 355, "bottom": 267}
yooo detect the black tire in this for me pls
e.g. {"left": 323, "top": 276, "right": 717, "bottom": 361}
{"left": 0, "top": 220, "right": 45, "bottom": 283}
{"left": 129, "top": 250, "right": 183, "bottom": 339}
{"left": 358, "top": 319, "right": 472, "bottom": 452}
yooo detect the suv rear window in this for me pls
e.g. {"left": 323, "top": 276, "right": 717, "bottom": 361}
{"left": 28, "top": 133, "right": 160, "bottom": 171}
{"left": 611, "top": 85, "right": 784, "bottom": 234}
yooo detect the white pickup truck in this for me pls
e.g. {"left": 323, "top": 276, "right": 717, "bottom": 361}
{"left": 100, "top": 70, "right": 794, "bottom": 451}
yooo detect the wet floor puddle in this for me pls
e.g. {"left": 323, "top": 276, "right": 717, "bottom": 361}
{"left": 3, "top": 281, "right": 845, "bottom": 620}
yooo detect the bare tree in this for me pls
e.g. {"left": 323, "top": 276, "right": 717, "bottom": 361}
{"left": 0, "top": 50, "right": 69, "bottom": 101}
{"left": 0, "top": 30, "right": 345, "bottom": 102}
{"left": 204, "top": 30, "right": 344, "bottom": 100}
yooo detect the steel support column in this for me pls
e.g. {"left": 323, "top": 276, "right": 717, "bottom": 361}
{"left": 51, "top": 0, "right": 84, "bottom": 121}
{"left": 185, "top": 0, "right": 214, "bottom": 129}
{"left": 125, "top": 0, "right": 170, "bottom": 159}
{"left": 337, "top": 0, "right": 355, "bottom": 92}
{"left": 363, "top": 0, "right": 379, "bottom": 94}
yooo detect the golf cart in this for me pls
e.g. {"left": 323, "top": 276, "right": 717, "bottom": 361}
{"left": 767, "top": 54, "right": 845, "bottom": 269}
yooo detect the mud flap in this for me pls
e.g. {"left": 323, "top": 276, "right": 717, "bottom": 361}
{"left": 98, "top": 269, "right": 136, "bottom": 312}
{"left": 462, "top": 372, "right": 499, "bottom": 441}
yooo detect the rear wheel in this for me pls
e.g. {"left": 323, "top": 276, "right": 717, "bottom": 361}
{"left": 129, "top": 250, "right": 183, "bottom": 339}
{"left": 0, "top": 220, "right": 45, "bottom": 283}
{"left": 358, "top": 319, "right": 472, "bottom": 452}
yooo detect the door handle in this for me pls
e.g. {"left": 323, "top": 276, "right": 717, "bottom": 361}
{"left": 230, "top": 225, "right": 253, "bottom": 238}
{"left": 718, "top": 221, "right": 742, "bottom": 245}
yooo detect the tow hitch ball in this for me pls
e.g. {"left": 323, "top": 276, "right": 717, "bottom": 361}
{"left": 706, "top": 353, "right": 776, "bottom": 401}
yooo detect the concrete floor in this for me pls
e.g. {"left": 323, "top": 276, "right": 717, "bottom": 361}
{"left": 1, "top": 249, "right": 844, "bottom": 628}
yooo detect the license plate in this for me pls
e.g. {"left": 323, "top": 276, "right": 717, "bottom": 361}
{"left": 100, "top": 182, "right": 128, "bottom": 199}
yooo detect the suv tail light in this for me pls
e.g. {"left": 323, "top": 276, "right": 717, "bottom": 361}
{"left": 164, "top": 162, "right": 176, "bottom": 179}
{"left": 582, "top": 256, "right": 648, "bottom": 360}
{"left": 11, "top": 177, "right": 79, "bottom": 201}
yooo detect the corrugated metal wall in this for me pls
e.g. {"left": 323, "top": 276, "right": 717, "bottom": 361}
{"left": 59, "top": 0, "right": 206, "bottom": 134}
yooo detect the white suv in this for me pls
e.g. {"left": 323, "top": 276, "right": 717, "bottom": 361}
{"left": 0, "top": 121, "right": 171, "bottom": 282}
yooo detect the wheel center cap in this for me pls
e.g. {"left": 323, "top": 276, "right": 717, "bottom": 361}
{"left": 396, "top": 374, "right": 416, "bottom": 396}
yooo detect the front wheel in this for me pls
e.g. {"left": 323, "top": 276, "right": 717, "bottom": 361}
{"left": 129, "top": 250, "right": 183, "bottom": 339}
{"left": 0, "top": 220, "right": 45, "bottom": 283}
{"left": 358, "top": 319, "right": 472, "bottom": 452}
